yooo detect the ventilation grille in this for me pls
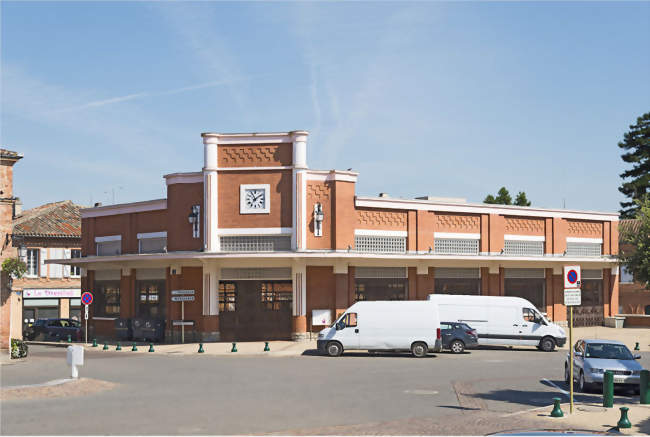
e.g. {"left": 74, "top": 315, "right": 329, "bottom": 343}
{"left": 354, "top": 235, "right": 406, "bottom": 253}
{"left": 435, "top": 268, "right": 480, "bottom": 279}
{"left": 434, "top": 239, "right": 479, "bottom": 255}
{"left": 355, "top": 267, "right": 408, "bottom": 279}
{"left": 566, "top": 242, "right": 602, "bottom": 257}
{"left": 221, "top": 268, "right": 292, "bottom": 280}
{"left": 504, "top": 268, "right": 546, "bottom": 279}
{"left": 504, "top": 240, "right": 544, "bottom": 256}
{"left": 582, "top": 269, "right": 603, "bottom": 280}
{"left": 220, "top": 236, "right": 291, "bottom": 252}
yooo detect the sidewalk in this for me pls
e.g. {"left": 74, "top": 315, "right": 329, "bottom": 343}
{"left": 525, "top": 400, "right": 650, "bottom": 434}
{"left": 559, "top": 326, "right": 650, "bottom": 351}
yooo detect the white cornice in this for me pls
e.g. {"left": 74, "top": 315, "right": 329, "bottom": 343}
{"left": 504, "top": 234, "right": 546, "bottom": 242}
{"left": 217, "top": 227, "right": 292, "bottom": 235}
{"left": 201, "top": 131, "right": 307, "bottom": 145}
{"left": 435, "top": 232, "right": 480, "bottom": 240}
{"left": 305, "top": 170, "right": 359, "bottom": 183}
{"left": 355, "top": 229, "right": 407, "bottom": 237}
{"left": 355, "top": 197, "right": 618, "bottom": 221}
{"left": 81, "top": 199, "right": 167, "bottom": 218}
{"left": 566, "top": 237, "right": 603, "bottom": 244}
{"left": 218, "top": 166, "right": 293, "bottom": 171}
{"left": 164, "top": 172, "right": 203, "bottom": 185}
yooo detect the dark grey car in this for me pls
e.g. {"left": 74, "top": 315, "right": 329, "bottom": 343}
{"left": 441, "top": 322, "right": 479, "bottom": 353}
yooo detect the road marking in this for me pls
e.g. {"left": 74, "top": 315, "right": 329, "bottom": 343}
{"left": 541, "top": 378, "right": 569, "bottom": 396}
{"left": 404, "top": 389, "right": 438, "bottom": 395}
{"left": 482, "top": 359, "right": 505, "bottom": 363}
{"left": 501, "top": 404, "right": 554, "bottom": 417}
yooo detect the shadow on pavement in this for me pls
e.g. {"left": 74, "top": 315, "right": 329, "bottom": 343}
{"left": 301, "top": 349, "right": 439, "bottom": 358}
{"left": 436, "top": 405, "right": 481, "bottom": 411}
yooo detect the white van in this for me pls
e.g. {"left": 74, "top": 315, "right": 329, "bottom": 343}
{"left": 317, "top": 301, "right": 442, "bottom": 357}
{"left": 427, "top": 294, "right": 566, "bottom": 352}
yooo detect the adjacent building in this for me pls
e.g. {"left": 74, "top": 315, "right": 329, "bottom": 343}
{"left": 11, "top": 200, "right": 82, "bottom": 330}
{"left": 618, "top": 219, "right": 648, "bottom": 315}
{"left": 51, "top": 131, "right": 620, "bottom": 342}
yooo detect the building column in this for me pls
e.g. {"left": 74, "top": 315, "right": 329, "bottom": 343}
{"left": 334, "top": 262, "right": 349, "bottom": 320}
{"left": 480, "top": 267, "right": 489, "bottom": 295}
{"left": 59, "top": 298, "right": 70, "bottom": 319}
{"left": 487, "top": 265, "right": 501, "bottom": 296}
{"left": 608, "top": 267, "right": 619, "bottom": 317}
{"left": 292, "top": 131, "right": 308, "bottom": 251}
{"left": 202, "top": 262, "right": 220, "bottom": 341}
{"left": 203, "top": 135, "right": 219, "bottom": 252}
{"left": 292, "top": 262, "right": 307, "bottom": 340}
{"left": 552, "top": 266, "right": 567, "bottom": 323}
{"left": 545, "top": 268, "right": 554, "bottom": 318}
{"left": 416, "top": 265, "right": 433, "bottom": 300}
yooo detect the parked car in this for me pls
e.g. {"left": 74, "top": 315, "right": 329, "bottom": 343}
{"left": 428, "top": 294, "right": 566, "bottom": 352}
{"left": 441, "top": 321, "right": 478, "bottom": 353}
{"left": 318, "top": 300, "right": 442, "bottom": 357}
{"left": 24, "top": 318, "right": 82, "bottom": 342}
{"left": 565, "top": 339, "right": 644, "bottom": 394}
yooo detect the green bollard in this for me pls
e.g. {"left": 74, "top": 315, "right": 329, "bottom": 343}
{"left": 603, "top": 370, "right": 614, "bottom": 408}
{"left": 635, "top": 342, "right": 640, "bottom": 351}
{"left": 617, "top": 407, "right": 631, "bottom": 429}
{"left": 641, "top": 370, "right": 650, "bottom": 404}
{"left": 231, "top": 342, "right": 237, "bottom": 353}
{"left": 198, "top": 343, "right": 205, "bottom": 353}
{"left": 116, "top": 342, "right": 122, "bottom": 351}
{"left": 148, "top": 343, "right": 155, "bottom": 352}
{"left": 67, "top": 334, "right": 72, "bottom": 343}
{"left": 264, "top": 342, "right": 270, "bottom": 352}
{"left": 131, "top": 342, "right": 138, "bottom": 352}
{"left": 92, "top": 338, "right": 98, "bottom": 347}
{"left": 550, "top": 397, "right": 564, "bottom": 417}
{"left": 102, "top": 342, "right": 109, "bottom": 350}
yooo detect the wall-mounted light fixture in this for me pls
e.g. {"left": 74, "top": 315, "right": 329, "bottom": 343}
{"left": 188, "top": 205, "right": 200, "bottom": 239}
{"left": 313, "top": 203, "right": 324, "bottom": 237}
{"left": 18, "top": 244, "right": 27, "bottom": 262}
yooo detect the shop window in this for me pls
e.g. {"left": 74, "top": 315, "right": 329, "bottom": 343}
{"left": 580, "top": 279, "right": 603, "bottom": 307}
{"left": 26, "top": 249, "right": 39, "bottom": 277}
{"left": 645, "top": 305, "right": 650, "bottom": 316}
{"left": 93, "top": 281, "right": 121, "bottom": 317}
{"left": 354, "top": 278, "right": 407, "bottom": 301}
{"left": 219, "top": 282, "right": 237, "bottom": 312}
{"left": 504, "top": 278, "right": 545, "bottom": 310}
{"left": 70, "top": 249, "right": 82, "bottom": 277}
{"left": 435, "top": 268, "right": 481, "bottom": 295}
{"left": 260, "top": 281, "right": 292, "bottom": 311}
{"left": 136, "top": 280, "right": 165, "bottom": 318}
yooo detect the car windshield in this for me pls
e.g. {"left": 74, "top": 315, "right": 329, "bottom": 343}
{"left": 585, "top": 343, "right": 634, "bottom": 360}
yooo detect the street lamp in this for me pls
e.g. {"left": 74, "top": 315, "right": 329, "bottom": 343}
{"left": 188, "top": 205, "right": 200, "bottom": 239}
{"left": 313, "top": 203, "right": 324, "bottom": 237}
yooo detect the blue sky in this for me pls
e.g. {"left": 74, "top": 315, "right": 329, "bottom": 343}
{"left": 2, "top": 1, "right": 649, "bottom": 213}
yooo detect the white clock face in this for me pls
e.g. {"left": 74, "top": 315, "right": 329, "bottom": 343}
{"left": 245, "top": 189, "right": 266, "bottom": 210}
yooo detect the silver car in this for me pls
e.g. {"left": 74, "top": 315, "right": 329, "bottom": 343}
{"left": 565, "top": 339, "right": 644, "bottom": 394}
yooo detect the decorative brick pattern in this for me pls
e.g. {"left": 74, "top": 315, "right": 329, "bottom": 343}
{"left": 219, "top": 144, "right": 291, "bottom": 167}
{"left": 435, "top": 213, "right": 480, "bottom": 233}
{"left": 504, "top": 217, "right": 545, "bottom": 235}
{"left": 356, "top": 209, "right": 407, "bottom": 229}
{"left": 307, "top": 182, "right": 331, "bottom": 202}
{"left": 566, "top": 219, "right": 602, "bottom": 238}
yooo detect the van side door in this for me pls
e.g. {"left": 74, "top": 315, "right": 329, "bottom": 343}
{"left": 334, "top": 312, "right": 360, "bottom": 350}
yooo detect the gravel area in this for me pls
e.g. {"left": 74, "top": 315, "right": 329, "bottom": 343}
{"left": 1, "top": 377, "right": 117, "bottom": 401}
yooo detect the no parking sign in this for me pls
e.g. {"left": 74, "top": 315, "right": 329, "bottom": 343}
{"left": 563, "top": 265, "right": 581, "bottom": 289}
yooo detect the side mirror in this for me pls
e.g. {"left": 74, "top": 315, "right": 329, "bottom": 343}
{"left": 634, "top": 354, "right": 641, "bottom": 360}
{"left": 575, "top": 351, "right": 583, "bottom": 358}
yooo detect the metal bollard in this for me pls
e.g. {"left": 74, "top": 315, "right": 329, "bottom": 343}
{"left": 102, "top": 342, "right": 109, "bottom": 350}
{"left": 641, "top": 370, "right": 650, "bottom": 404}
{"left": 231, "top": 342, "right": 237, "bottom": 353}
{"left": 67, "top": 334, "right": 72, "bottom": 343}
{"left": 92, "top": 338, "right": 98, "bottom": 347}
{"left": 264, "top": 342, "right": 270, "bottom": 352}
{"left": 131, "top": 342, "right": 138, "bottom": 352}
{"left": 116, "top": 342, "right": 122, "bottom": 351}
{"left": 148, "top": 343, "right": 155, "bottom": 352}
{"left": 617, "top": 407, "right": 631, "bottom": 429}
{"left": 603, "top": 370, "right": 614, "bottom": 408}
{"left": 635, "top": 342, "right": 640, "bottom": 351}
{"left": 550, "top": 397, "right": 564, "bottom": 417}
{"left": 198, "top": 343, "right": 205, "bottom": 353}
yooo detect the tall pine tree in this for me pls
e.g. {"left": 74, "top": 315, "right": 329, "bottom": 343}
{"left": 619, "top": 112, "right": 650, "bottom": 218}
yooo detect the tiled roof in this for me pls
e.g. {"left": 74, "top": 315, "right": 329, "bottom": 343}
{"left": 13, "top": 200, "right": 81, "bottom": 238}
{"left": 0, "top": 148, "right": 23, "bottom": 160}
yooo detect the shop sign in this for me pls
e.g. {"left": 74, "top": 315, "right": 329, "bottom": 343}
{"left": 23, "top": 289, "right": 81, "bottom": 299}
{"left": 564, "top": 289, "right": 581, "bottom": 306}
{"left": 171, "top": 295, "right": 195, "bottom": 302}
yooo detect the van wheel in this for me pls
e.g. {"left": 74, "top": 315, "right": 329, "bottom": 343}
{"left": 450, "top": 340, "right": 465, "bottom": 354}
{"left": 326, "top": 341, "right": 343, "bottom": 357}
{"left": 539, "top": 337, "right": 556, "bottom": 352}
{"left": 411, "top": 342, "right": 428, "bottom": 358}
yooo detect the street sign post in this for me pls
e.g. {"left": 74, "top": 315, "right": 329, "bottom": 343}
{"left": 563, "top": 266, "right": 582, "bottom": 415}
{"left": 81, "top": 292, "right": 93, "bottom": 345}
{"left": 171, "top": 290, "right": 195, "bottom": 343}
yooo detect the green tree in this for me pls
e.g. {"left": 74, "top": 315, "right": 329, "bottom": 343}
{"left": 484, "top": 194, "right": 497, "bottom": 204}
{"left": 514, "top": 191, "right": 531, "bottom": 207}
{"left": 621, "top": 197, "right": 650, "bottom": 289}
{"left": 1, "top": 258, "right": 26, "bottom": 281}
{"left": 619, "top": 112, "right": 650, "bottom": 218}
{"left": 495, "top": 187, "right": 512, "bottom": 205}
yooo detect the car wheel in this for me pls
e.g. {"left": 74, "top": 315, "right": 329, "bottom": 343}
{"left": 578, "top": 371, "right": 588, "bottom": 393}
{"left": 326, "top": 341, "right": 343, "bottom": 357}
{"left": 539, "top": 337, "right": 556, "bottom": 352}
{"left": 450, "top": 340, "right": 465, "bottom": 354}
{"left": 411, "top": 342, "right": 428, "bottom": 358}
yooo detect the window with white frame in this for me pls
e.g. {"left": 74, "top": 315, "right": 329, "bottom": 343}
{"left": 434, "top": 233, "right": 479, "bottom": 255}
{"left": 503, "top": 237, "right": 544, "bottom": 256}
{"left": 354, "top": 235, "right": 406, "bottom": 253}
{"left": 71, "top": 249, "right": 82, "bottom": 277}
{"left": 620, "top": 266, "right": 634, "bottom": 284}
{"left": 566, "top": 240, "right": 602, "bottom": 257}
{"left": 26, "top": 249, "right": 39, "bottom": 277}
{"left": 138, "top": 232, "right": 167, "bottom": 254}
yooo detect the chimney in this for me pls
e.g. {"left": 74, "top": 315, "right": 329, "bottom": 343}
{"left": 13, "top": 198, "right": 22, "bottom": 218}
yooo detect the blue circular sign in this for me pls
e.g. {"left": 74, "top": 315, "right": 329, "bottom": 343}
{"left": 81, "top": 292, "right": 93, "bottom": 305}
{"left": 567, "top": 270, "right": 578, "bottom": 284}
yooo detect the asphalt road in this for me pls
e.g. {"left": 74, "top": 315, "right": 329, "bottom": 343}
{"left": 2, "top": 345, "right": 649, "bottom": 435}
